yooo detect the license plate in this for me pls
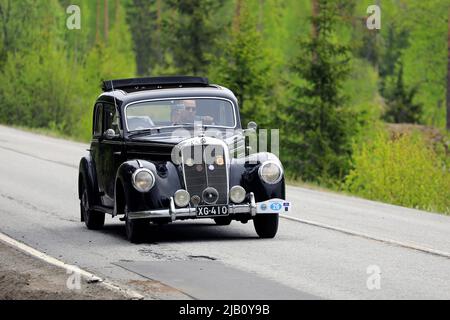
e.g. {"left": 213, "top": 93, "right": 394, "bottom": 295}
{"left": 197, "top": 205, "right": 229, "bottom": 217}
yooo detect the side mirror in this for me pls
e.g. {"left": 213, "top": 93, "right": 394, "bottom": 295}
{"left": 103, "top": 129, "right": 117, "bottom": 139}
{"left": 247, "top": 121, "right": 258, "bottom": 131}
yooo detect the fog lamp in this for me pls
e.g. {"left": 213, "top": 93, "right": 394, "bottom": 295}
{"left": 174, "top": 189, "right": 190, "bottom": 207}
{"left": 230, "top": 186, "right": 246, "bottom": 204}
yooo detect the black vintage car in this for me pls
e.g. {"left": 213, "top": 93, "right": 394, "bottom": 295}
{"left": 78, "top": 76, "right": 290, "bottom": 243}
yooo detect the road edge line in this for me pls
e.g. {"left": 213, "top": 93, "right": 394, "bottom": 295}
{"left": 280, "top": 215, "right": 450, "bottom": 259}
{"left": 0, "top": 231, "right": 144, "bottom": 300}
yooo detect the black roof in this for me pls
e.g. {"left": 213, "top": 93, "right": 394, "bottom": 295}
{"left": 97, "top": 77, "right": 238, "bottom": 107}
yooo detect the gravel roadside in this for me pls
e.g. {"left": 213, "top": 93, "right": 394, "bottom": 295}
{"left": 0, "top": 240, "right": 128, "bottom": 300}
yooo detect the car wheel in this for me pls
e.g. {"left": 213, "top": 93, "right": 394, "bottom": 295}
{"left": 125, "top": 206, "right": 148, "bottom": 243}
{"left": 80, "top": 181, "right": 105, "bottom": 230}
{"left": 253, "top": 214, "right": 279, "bottom": 238}
{"left": 214, "top": 217, "right": 232, "bottom": 226}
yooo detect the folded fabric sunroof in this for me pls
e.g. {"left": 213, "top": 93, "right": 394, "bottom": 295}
{"left": 102, "top": 76, "right": 210, "bottom": 92}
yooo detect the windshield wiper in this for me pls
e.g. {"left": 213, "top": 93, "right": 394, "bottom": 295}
{"left": 128, "top": 128, "right": 157, "bottom": 137}
{"left": 173, "top": 123, "right": 196, "bottom": 126}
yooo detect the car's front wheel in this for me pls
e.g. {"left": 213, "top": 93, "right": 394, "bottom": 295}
{"left": 253, "top": 214, "right": 279, "bottom": 238}
{"left": 125, "top": 206, "right": 148, "bottom": 243}
{"left": 80, "top": 181, "right": 105, "bottom": 230}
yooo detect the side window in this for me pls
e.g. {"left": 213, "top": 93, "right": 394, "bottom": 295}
{"left": 104, "top": 104, "right": 120, "bottom": 135}
{"left": 93, "top": 103, "right": 103, "bottom": 137}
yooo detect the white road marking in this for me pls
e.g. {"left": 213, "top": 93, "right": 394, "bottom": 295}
{"left": 0, "top": 231, "right": 144, "bottom": 300}
{"left": 280, "top": 214, "right": 450, "bottom": 259}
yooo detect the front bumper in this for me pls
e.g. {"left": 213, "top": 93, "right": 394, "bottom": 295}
{"left": 127, "top": 192, "right": 291, "bottom": 221}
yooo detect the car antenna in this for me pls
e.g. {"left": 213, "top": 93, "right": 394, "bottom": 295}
{"left": 110, "top": 80, "right": 119, "bottom": 110}
{"left": 109, "top": 80, "right": 122, "bottom": 135}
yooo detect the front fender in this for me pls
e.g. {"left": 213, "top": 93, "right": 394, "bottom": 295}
{"left": 230, "top": 152, "right": 285, "bottom": 202}
{"left": 114, "top": 160, "right": 183, "bottom": 215}
{"left": 78, "top": 153, "right": 100, "bottom": 205}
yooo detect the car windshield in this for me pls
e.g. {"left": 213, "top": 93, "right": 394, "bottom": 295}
{"left": 125, "top": 98, "right": 236, "bottom": 132}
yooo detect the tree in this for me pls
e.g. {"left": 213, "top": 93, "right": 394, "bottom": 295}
{"left": 393, "top": 0, "right": 448, "bottom": 127}
{"left": 0, "top": 0, "right": 82, "bottom": 134}
{"left": 378, "top": 24, "right": 422, "bottom": 124}
{"left": 0, "top": 0, "right": 43, "bottom": 67}
{"left": 282, "top": 0, "right": 360, "bottom": 182}
{"left": 378, "top": 24, "right": 410, "bottom": 98}
{"left": 165, "top": 0, "right": 225, "bottom": 75}
{"left": 126, "top": 0, "right": 164, "bottom": 75}
{"left": 0, "top": 0, "right": 136, "bottom": 140}
{"left": 383, "top": 63, "right": 423, "bottom": 124}
{"left": 210, "top": 0, "right": 272, "bottom": 125}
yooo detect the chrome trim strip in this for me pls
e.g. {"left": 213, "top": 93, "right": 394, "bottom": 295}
{"left": 127, "top": 193, "right": 273, "bottom": 220}
{"left": 250, "top": 192, "right": 257, "bottom": 216}
{"left": 169, "top": 197, "right": 177, "bottom": 221}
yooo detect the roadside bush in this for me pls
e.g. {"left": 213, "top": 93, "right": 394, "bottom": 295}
{"left": 344, "top": 130, "right": 450, "bottom": 214}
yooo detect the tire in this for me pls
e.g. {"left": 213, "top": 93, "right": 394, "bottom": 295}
{"left": 125, "top": 206, "right": 148, "bottom": 243}
{"left": 253, "top": 214, "right": 279, "bottom": 238}
{"left": 214, "top": 217, "right": 232, "bottom": 226}
{"left": 80, "top": 180, "right": 105, "bottom": 230}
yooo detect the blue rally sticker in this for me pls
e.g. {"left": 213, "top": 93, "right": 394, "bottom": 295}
{"left": 270, "top": 202, "right": 283, "bottom": 211}
{"left": 260, "top": 203, "right": 267, "bottom": 211}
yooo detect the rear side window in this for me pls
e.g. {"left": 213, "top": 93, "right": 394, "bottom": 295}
{"left": 104, "top": 104, "right": 121, "bottom": 134}
{"left": 93, "top": 103, "right": 103, "bottom": 137}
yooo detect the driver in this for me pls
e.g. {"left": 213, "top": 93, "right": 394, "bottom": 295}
{"left": 171, "top": 100, "right": 214, "bottom": 125}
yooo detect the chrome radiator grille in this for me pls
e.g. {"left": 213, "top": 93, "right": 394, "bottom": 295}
{"left": 181, "top": 144, "right": 228, "bottom": 205}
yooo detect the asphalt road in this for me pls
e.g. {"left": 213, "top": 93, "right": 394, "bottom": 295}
{"left": 0, "top": 125, "right": 449, "bottom": 300}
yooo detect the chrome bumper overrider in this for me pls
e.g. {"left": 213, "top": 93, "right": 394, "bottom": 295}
{"left": 127, "top": 192, "right": 291, "bottom": 221}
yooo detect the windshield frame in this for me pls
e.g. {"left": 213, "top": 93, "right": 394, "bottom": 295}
{"left": 123, "top": 96, "right": 238, "bottom": 133}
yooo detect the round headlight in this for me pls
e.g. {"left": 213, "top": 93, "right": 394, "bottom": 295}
{"left": 258, "top": 161, "right": 283, "bottom": 184}
{"left": 230, "top": 186, "right": 246, "bottom": 204}
{"left": 174, "top": 189, "right": 190, "bottom": 207}
{"left": 132, "top": 169, "right": 155, "bottom": 192}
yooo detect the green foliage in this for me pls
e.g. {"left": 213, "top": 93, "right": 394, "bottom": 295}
{"left": 0, "top": 0, "right": 79, "bottom": 134}
{"left": 378, "top": 24, "right": 410, "bottom": 92}
{"left": 372, "top": 0, "right": 449, "bottom": 128}
{"left": 282, "top": 0, "right": 361, "bottom": 183}
{"left": 345, "top": 130, "right": 450, "bottom": 214}
{"left": 163, "top": 0, "right": 226, "bottom": 75}
{"left": 210, "top": 0, "right": 273, "bottom": 126}
{"left": 377, "top": 24, "right": 423, "bottom": 124}
{"left": 0, "top": 0, "right": 44, "bottom": 65}
{"left": 382, "top": 63, "right": 423, "bottom": 124}
{"left": 399, "top": 0, "right": 448, "bottom": 128}
{"left": 0, "top": 0, "right": 136, "bottom": 141}
{"left": 126, "top": 0, "right": 164, "bottom": 75}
